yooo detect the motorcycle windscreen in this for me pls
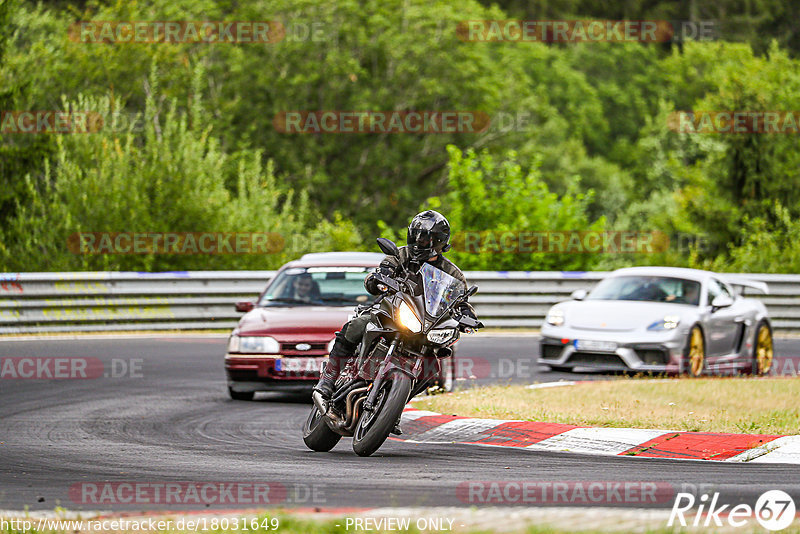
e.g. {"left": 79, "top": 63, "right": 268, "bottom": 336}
{"left": 420, "top": 262, "right": 465, "bottom": 317}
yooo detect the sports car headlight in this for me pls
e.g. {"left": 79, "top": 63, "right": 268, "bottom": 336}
{"left": 235, "top": 336, "right": 280, "bottom": 353}
{"left": 227, "top": 335, "right": 240, "bottom": 353}
{"left": 647, "top": 315, "right": 681, "bottom": 331}
{"left": 546, "top": 309, "right": 565, "bottom": 326}
{"left": 427, "top": 328, "right": 458, "bottom": 345}
{"left": 397, "top": 301, "right": 422, "bottom": 333}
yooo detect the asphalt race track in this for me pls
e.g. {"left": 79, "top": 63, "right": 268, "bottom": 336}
{"left": 1, "top": 335, "right": 799, "bottom": 513}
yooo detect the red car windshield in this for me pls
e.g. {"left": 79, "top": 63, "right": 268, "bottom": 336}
{"left": 259, "top": 267, "right": 373, "bottom": 306}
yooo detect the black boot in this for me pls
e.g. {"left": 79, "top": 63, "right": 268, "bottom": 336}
{"left": 313, "top": 375, "right": 336, "bottom": 399}
{"left": 313, "top": 334, "right": 358, "bottom": 399}
{"left": 391, "top": 414, "right": 403, "bottom": 435}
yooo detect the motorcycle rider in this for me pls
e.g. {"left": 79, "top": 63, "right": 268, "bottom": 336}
{"left": 313, "top": 210, "right": 476, "bottom": 401}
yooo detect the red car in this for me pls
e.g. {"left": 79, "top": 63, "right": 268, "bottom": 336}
{"left": 225, "top": 252, "right": 455, "bottom": 400}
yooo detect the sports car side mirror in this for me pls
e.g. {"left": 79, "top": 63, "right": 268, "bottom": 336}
{"left": 376, "top": 237, "right": 400, "bottom": 257}
{"left": 235, "top": 300, "right": 255, "bottom": 312}
{"left": 711, "top": 294, "right": 733, "bottom": 311}
{"left": 570, "top": 289, "right": 587, "bottom": 301}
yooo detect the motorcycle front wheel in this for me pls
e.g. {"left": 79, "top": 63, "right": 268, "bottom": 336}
{"left": 302, "top": 405, "right": 342, "bottom": 452}
{"left": 352, "top": 373, "right": 412, "bottom": 457}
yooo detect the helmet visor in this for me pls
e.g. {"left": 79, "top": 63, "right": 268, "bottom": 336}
{"left": 408, "top": 228, "right": 434, "bottom": 248}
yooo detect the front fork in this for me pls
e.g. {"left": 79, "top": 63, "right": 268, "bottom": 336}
{"left": 362, "top": 337, "right": 421, "bottom": 411}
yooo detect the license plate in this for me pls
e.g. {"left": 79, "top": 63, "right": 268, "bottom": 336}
{"left": 276, "top": 357, "right": 325, "bottom": 374}
{"left": 574, "top": 339, "right": 618, "bottom": 352}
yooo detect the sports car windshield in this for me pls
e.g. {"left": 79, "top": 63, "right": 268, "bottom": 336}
{"left": 421, "top": 262, "right": 466, "bottom": 316}
{"left": 259, "top": 267, "right": 372, "bottom": 306}
{"left": 586, "top": 275, "right": 701, "bottom": 305}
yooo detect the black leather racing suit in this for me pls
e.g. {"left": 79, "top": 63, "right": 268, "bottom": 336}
{"left": 319, "top": 246, "right": 475, "bottom": 385}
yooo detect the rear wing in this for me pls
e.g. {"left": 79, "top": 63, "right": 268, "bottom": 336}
{"left": 723, "top": 276, "right": 769, "bottom": 296}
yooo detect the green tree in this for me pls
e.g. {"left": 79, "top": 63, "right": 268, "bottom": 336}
{"left": 406, "top": 145, "right": 605, "bottom": 271}
{"left": 667, "top": 41, "right": 800, "bottom": 258}
{"left": 709, "top": 202, "right": 800, "bottom": 273}
{"left": 0, "top": 67, "right": 361, "bottom": 271}
{"left": 0, "top": 0, "right": 56, "bottom": 230}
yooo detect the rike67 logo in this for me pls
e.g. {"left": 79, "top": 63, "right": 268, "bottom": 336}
{"left": 669, "top": 490, "right": 796, "bottom": 531}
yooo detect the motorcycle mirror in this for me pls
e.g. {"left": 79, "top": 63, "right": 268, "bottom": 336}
{"left": 466, "top": 285, "right": 478, "bottom": 298}
{"left": 376, "top": 237, "right": 400, "bottom": 257}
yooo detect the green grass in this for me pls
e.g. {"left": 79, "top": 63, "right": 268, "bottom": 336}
{"left": 417, "top": 377, "right": 800, "bottom": 435}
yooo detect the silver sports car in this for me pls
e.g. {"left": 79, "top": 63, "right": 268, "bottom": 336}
{"left": 539, "top": 267, "right": 774, "bottom": 376}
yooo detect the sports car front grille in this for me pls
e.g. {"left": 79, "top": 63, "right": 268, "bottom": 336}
{"left": 568, "top": 352, "right": 626, "bottom": 366}
{"left": 634, "top": 348, "right": 669, "bottom": 365}
{"left": 540, "top": 345, "right": 564, "bottom": 360}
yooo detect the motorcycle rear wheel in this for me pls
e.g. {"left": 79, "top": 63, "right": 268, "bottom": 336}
{"left": 352, "top": 373, "right": 412, "bottom": 457}
{"left": 302, "top": 405, "right": 342, "bottom": 452}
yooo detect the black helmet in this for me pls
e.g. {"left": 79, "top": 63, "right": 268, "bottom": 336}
{"left": 407, "top": 210, "right": 451, "bottom": 261}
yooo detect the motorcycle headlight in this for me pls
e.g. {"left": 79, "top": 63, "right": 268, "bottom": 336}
{"left": 546, "top": 309, "right": 565, "bottom": 326}
{"left": 647, "top": 315, "right": 681, "bottom": 331}
{"left": 235, "top": 336, "right": 281, "bottom": 353}
{"left": 397, "top": 301, "right": 422, "bottom": 333}
{"left": 427, "top": 328, "right": 458, "bottom": 345}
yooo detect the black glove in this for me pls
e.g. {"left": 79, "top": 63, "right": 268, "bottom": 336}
{"left": 456, "top": 304, "right": 482, "bottom": 332}
{"left": 458, "top": 303, "right": 477, "bottom": 319}
{"left": 365, "top": 266, "right": 394, "bottom": 295}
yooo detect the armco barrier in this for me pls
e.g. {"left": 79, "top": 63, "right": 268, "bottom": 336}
{"left": 0, "top": 271, "right": 799, "bottom": 334}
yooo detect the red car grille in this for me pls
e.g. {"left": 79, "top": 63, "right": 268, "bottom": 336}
{"left": 279, "top": 342, "right": 328, "bottom": 356}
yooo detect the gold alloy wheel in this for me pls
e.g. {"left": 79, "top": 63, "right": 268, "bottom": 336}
{"left": 688, "top": 327, "right": 704, "bottom": 376}
{"left": 755, "top": 323, "right": 774, "bottom": 375}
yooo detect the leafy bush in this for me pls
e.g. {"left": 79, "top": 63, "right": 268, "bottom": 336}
{"left": 701, "top": 202, "right": 800, "bottom": 274}
{"left": 392, "top": 145, "right": 606, "bottom": 271}
{"left": 0, "top": 67, "right": 361, "bottom": 271}
{"left": 4, "top": 0, "right": 800, "bottom": 272}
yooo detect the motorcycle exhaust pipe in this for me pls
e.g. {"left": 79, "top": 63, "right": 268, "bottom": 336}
{"left": 344, "top": 397, "right": 367, "bottom": 433}
{"left": 343, "top": 387, "right": 369, "bottom": 426}
{"left": 311, "top": 390, "right": 329, "bottom": 416}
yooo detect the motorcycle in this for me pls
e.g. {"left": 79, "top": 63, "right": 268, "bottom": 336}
{"left": 302, "top": 237, "right": 483, "bottom": 456}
